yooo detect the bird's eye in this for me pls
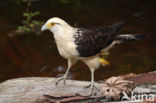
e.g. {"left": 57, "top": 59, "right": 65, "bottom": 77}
{"left": 51, "top": 22, "right": 55, "bottom": 26}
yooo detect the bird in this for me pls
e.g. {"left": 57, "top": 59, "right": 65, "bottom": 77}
{"left": 41, "top": 17, "right": 146, "bottom": 95}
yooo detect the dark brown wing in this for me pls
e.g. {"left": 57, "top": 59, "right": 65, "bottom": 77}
{"left": 74, "top": 21, "right": 124, "bottom": 57}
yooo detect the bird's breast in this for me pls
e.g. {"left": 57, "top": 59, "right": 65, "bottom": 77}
{"left": 54, "top": 35, "right": 79, "bottom": 59}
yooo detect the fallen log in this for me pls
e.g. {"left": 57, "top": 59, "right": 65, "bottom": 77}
{"left": 0, "top": 77, "right": 103, "bottom": 103}
{"left": 0, "top": 71, "right": 156, "bottom": 103}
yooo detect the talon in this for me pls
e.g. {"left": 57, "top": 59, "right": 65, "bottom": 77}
{"left": 99, "top": 58, "right": 110, "bottom": 65}
{"left": 55, "top": 77, "right": 63, "bottom": 86}
{"left": 90, "top": 86, "right": 94, "bottom": 96}
{"left": 90, "top": 84, "right": 100, "bottom": 96}
{"left": 55, "top": 75, "right": 68, "bottom": 86}
{"left": 63, "top": 78, "right": 68, "bottom": 85}
{"left": 83, "top": 84, "right": 91, "bottom": 88}
{"left": 84, "top": 84, "right": 100, "bottom": 95}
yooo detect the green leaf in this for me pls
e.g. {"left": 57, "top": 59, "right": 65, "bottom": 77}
{"left": 25, "top": 28, "right": 31, "bottom": 32}
{"left": 22, "top": 20, "right": 28, "bottom": 24}
{"left": 23, "top": 13, "right": 29, "bottom": 17}
{"left": 34, "top": 11, "right": 40, "bottom": 15}
{"left": 18, "top": 26, "right": 22, "bottom": 31}
{"left": 32, "top": 20, "right": 40, "bottom": 25}
{"left": 23, "top": 26, "right": 31, "bottom": 32}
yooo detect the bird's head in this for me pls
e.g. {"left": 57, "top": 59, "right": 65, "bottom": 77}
{"left": 41, "top": 17, "right": 72, "bottom": 34}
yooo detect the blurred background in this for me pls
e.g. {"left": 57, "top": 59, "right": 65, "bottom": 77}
{"left": 0, "top": 0, "right": 155, "bottom": 82}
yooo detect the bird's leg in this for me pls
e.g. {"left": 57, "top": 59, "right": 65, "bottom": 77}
{"left": 55, "top": 59, "right": 72, "bottom": 86}
{"left": 90, "top": 69, "right": 95, "bottom": 95}
{"left": 84, "top": 69, "right": 99, "bottom": 95}
{"left": 55, "top": 67, "right": 70, "bottom": 86}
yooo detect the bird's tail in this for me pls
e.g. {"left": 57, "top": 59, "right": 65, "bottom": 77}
{"left": 116, "top": 34, "right": 147, "bottom": 42}
{"left": 112, "top": 21, "right": 125, "bottom": 31}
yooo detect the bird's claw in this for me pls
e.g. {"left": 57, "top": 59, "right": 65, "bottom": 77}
{"left": 84, "top": 83, "right": 100, "bottom": 96}
{"left": 83, "top": 84, "right": 91, "bottom": 88}
{"left": 90, "top": 84, "right": 100, "bottom": 96}
{"left": 55, "top": 75, "right": 69, "bottom": 86}
{"left": 84, "top": 84, "right": 100, "bottom": 91}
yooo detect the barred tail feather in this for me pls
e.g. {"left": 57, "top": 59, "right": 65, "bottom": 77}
{"left": 116, "top": 34, "right": 147, "bottom": 42}
{"left": 104, "top": 34, "right": 147, "bottom": 51}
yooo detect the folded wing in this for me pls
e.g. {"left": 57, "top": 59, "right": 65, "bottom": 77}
{"left": 74, "top": 21, "right": 124, "bottom": 57}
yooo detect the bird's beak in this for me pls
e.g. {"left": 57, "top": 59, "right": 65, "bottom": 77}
{"left": 41, "top": 25, "right": 48, "bottom": 31}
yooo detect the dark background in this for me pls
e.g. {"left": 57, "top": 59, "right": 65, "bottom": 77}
{"left": 0, "top": 0, "right": 155, "bottom": 82}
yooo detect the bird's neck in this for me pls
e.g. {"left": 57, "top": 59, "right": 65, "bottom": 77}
{"left": 52, "top": 26, "right": 75, "bottom": 42}
{"left": 53, "top": 25, "right": 74, "bottom": 35}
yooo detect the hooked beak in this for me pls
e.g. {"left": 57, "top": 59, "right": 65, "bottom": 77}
{"left": 41, "top": 25, "right": 48, "bottom": 31}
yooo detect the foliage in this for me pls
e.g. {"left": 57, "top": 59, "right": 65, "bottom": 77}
{"left": 17, "top": 11, "right": 40, "bottom": 32}
{"left": 17, "top": 0, "right": 43, "bottom": 34}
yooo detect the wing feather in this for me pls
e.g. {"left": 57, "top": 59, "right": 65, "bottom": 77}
{"left": 74, "top": 21, "right": 124, "bottom": 57}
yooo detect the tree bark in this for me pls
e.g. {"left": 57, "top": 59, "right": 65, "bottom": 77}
{"left": 0, "top": 71, "right": 156, "bottom": 103}
{"left": 0, "top": 77, "right": 102, "bottom": 103}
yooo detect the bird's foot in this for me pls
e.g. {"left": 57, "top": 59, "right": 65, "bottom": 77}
{"left": 84, "top": 84, "right": 100, "bottom": 91}
{"left": 84, "top": 83, "right": 100, "bottom": 96}
{"left": 55, "top": 74, "right": 69, "bottom": 86}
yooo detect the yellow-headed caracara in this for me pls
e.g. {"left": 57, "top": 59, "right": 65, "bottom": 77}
{"left": 41, "top": 17, "right": 146, "bottom": 95}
